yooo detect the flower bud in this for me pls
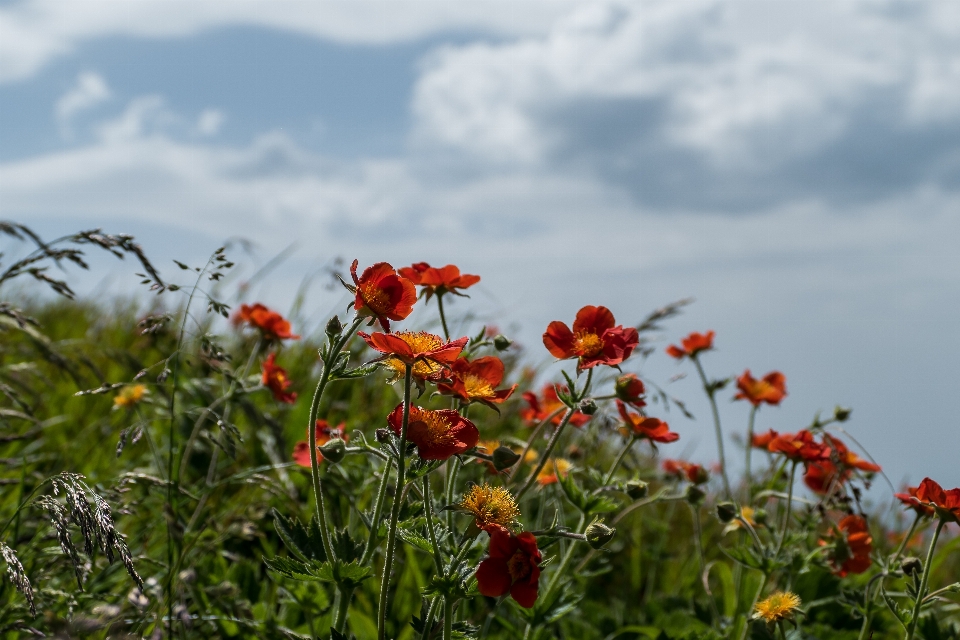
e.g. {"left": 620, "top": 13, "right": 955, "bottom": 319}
{"left": 493, "top": 334, "right": 512, "bottom": 351}
{"left": 689, "top": 466, "right": 710, "bottom": 486}
{"left": 686, "top": 485, "right": 706, "bottom": 505}
{"left": 753, "top": 508, "right": 768, "bottom": 525}
{"left": 318, "top": 438, "right": 346, "bottom": 464}
{"left": 901, "top": 557, "right": 923, "bottom": 577}
{"left": 625, "top": 480, "right": 649, "bottom": 500}
{"left": 492, "top": 446, "right": 522, "bottom": 471}
{"left": 375, "top": 428, "right": 391, "bottom": 443}
{"left": 585, "top": 521, "right": 616, "bottom": 549}
{"left": 325, "top": 315, "right": 343, "bottom": 339}
{"left": 834, "top": 406, "right": 852, "bottom": 422}
{"left": 579, "top": 398, "right": 598, "bottom": 415}
{"left": 716, "top": 502, "right": 737, "bottom": 524}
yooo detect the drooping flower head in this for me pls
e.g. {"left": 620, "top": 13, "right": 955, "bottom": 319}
{"left": 753, "top": 591, "right": 802, "bottom": 623}
{"left": 614, "top": 373, "right": 646, "bottom": 409}
{"left": 114, "top": 384, "right": 148, "bottom": 408}
{"left": 666, "top": 330, "right": 714, "bottom": 360}
{"left": 476, "top": 528, "right": 542, "bottom": 608}
{"left": 662, "top": 459, "right": 709, "bottom": 485}
{"left": 536, "top": 458, "right": 571, "bottom": 485}
{"left": 350, "top": 260, "right": 417, "bottom": 331}
{"left": 543, "top": 306, "right": 639, "bottom": 371}
{"left": 735, "top": 370, "right": 787, "bottom": 406}
{"left": 235, "top": 303, "right": 300, "bottom": 341}
{"left": 911, "top": 478, "right": 960, "bottom": 524}
{"left": 262, "top": 353, "right": 297, "bottom": 404}
{"left": 751, "top": 429, "right": 779, "bottom": 449}
{"left": 520, "top": 385, "right": 591, "bottom": 427}
{"left": 618, "top": 401, "right": 680, "bottom": 444}
{"left": 460, "top": 484, "right": 520, "bottom": 531}
{"left": 398, "top": 262, "right": 481, "bottom": 300}
{"left": 823, "top": 515, "right": 874, "bottom": 577}
{"left": 437, "top": 356, "right": 517, "bottom": 406}
{"left": 767, "top": 430, "right": 830, "bottom": 463}
{"left": 895, "top": 486, "right": 936, "bottom": 518}
{"left": 292, "top": 420, "right": 348, "bottom": 467}
{"left": 360, "top": 331, "right": 468, "bottom": 382}
{"left": 386, "top": 404, "right": 479, "bottom": 460}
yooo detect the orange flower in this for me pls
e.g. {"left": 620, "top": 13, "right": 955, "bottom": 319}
{"left": 768, "top": 430, "right": 829, "bottom": 463}
{"left": 386, "top": 404, "right": 479, "bottom": 460}
{"left": 804, "top": 435, "right": 881, "bottom": 494}
{"left": 614, "top": 373, "right": 646, "bottom": 409}
{"left": 113, "top": 384, "right": 148, "bottom": 408}
{"left": 734, "top": 370, "right": 787, "bottom": 406}
{"left": 543, "top": 306, "right": 639, "bottom": 371}
{"left": 398, "top": 262, "right": 480, "bottom": 299}
{"left": 895, "top": 486, "right": 936, "bottom": 518}
{"left": 911, "top": 478, "right": 960, "bottom": 524}
{"left": 662, "top": 459, "right": 709, "bottom": 484}
{"left": 536, "top": 458, "right": 571, "bottom": 485}
{"left": 617, "top": 401, "right": 679, "bottom": 444}
{"left": 235, "top": 303, "right": 300, "bottom": 340}
{"left": 824, "top": 515, "right": 873, "bottom": 577}
{"left": 437, "top": 356, "right": 517, "bottom": 406}
{"left": 751, "top": 429, "right": 779, "bottom": 449}
{"left": 476, "top": 527, "right": 542, "bottom": 608}
{"left": 261, "top": 353, "right": 297, "bottom": 404}
{"left": 665, "top": 330, "right": 714, "bottom": 360}
{"left": 360, "top": 331, "right": 467, "bottom": 381}
{"left": 519, "top": 385, "right": 591, "bottom": 428}
{"left": 292, "top": 420, "right": 347, "bottom": 467}
{"left": 350, "top": 260, "right": 417, "bottom": 331}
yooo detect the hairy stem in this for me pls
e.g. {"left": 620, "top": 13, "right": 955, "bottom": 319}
{"left": 692, "top": 356, "right": 731, "bottom": 499}
{"left": 906, "top": 518, "right": 945, "bottom": 640}
{"left": 745, "top": 404, "right": 758, "bottom": 488}
{"left": 361, "top": 459, "right": 394, "bottom": 564}
{"left": 423, "top": 475, "right": 444, "bottom": 573}
{"left": 775, "top": 461, "right": 798, "bottom": 557}
{"left": 603, "top": 436, "right": 637, "bottom": 485}
{"left": 436, "top": 293, "right": 451, "bottom": 341}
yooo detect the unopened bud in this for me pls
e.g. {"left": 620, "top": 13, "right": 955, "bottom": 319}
{"left": 753, "top": 508, "right": 768, "bottom": 525}
{"left": 690, "top": 466, "right": 710, "bottom": 486}
{"left": 901, "top": 557, "right": 922, "bottom": 577}
{"left": 686, "top": 485, "right": 706, "bottom": 505}
{"left": 834, "top": 406, "right": 852, "bottom": 422}
{"left": 492, "top": 446, "right": 522, "bottom": 471}
{"left": 375, "top": 429, "right": 391, "bottom": 443}
{"left": 325, "top": 315, "right": 344, "bottom": 339}
{"left": 493, "top": 335, "right": 512, "bottom": 351}
{"left": 625, "top": 480, "right": 649, "bottom": 500}
{"left": 585, "top": 521, "right": 616, "bottom": 549}
{"left": 319, "top": 438, "right": 346, "bottom": 464}
{"left": 579, "top": 398, "right": 598, "bottom": 415}
{"left": 716, "top": 502, "right": 737, "bottom": 524}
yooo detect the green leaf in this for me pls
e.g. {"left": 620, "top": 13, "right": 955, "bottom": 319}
{"left": 271, "top": 509, "right": 326, "bottom": 561}
{"left": 264, "top": 556, "right": 333, "bottom": 582}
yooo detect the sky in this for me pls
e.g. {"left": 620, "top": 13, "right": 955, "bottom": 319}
{"left": 1, "top": 0, "right": 959, "bottom": 500}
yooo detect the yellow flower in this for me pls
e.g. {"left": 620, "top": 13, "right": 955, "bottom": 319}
{"left": 523, "top": 448, "right": 539, "bottom": 464}
{"left": 114, "top": 384, "right": 147, "bottom": 408}
{"left": 753, "top": 591, "right": 801, "bottom": 622}
{"left": 536, "top": 458, "right": 571, "bottom": 485}
{"left": 459, "top": 484, "right": 520, "bottom": 530}
{"left": 723, "top": 506, "right": 756, "bottom": 535}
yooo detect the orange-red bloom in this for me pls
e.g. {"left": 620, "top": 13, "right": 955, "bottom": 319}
{"left": 617, "top": 401, "right": 679, "bottom": 444}
{"left": 735, "top": 370, "right": 787, "bottom": 406}
{"left": 476, "top": 527, "right": 542, "bottom": 608}
{"left": 360, "top": 331, "right": 467, "bottom": 381}
{"left": 825, "top": 515, "right": 873, "bottom": 577}
{"left": 768, "top": 430, "right": 829, "bottom": 463}
{"left": 804, "top": 435, "right": 881, "bottom": 494}
{"left": 350, "top": 260, "right": 417, "bottom": 331}
{"left": 437, "top": 356, "right": 517, "bottom": 406}
{"left": 236, "top": 303, "right": 300, "bottom": 340}
{"left": 665, "top": 330, "right": 714, "bottom": 360}
{"left": 543, "top": 306, "right": 639, "bottom": 371}
{"left": 662, "top": 459, "right": 709, "bottom": 484}
{"left": 386, "top": 404, "right": 479, "bottom": 460}
{"left": 895, "top": 486, "right": 936, "bottom": 518}
{"left": 262, "top": 353, "right": 297, "bottom": 404}
{"left": 615, "top": 373, "right": 646, "bottom": 409}
{"left": 519, "top": 385, "right": 591, "bottom": 428}
{"left": 398, "top": 262, "right": 480, "bottom": 299}
{"left": 911, "top": 478, "right": 960, "bottom": 524}
{"left": 536, "top": 458, "right": 571, "bottom": 486}
{"left": 752, "top": 429, "right": 779, "bottom": 449}
{"left": 292, "top": 420, "right": 347, "bottom": 467}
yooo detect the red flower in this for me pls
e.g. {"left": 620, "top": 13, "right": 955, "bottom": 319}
{"left": 734, "top": 370, "right": 787, "bottom": 406}
{"left": 360, "top": 331, "right": 468, "bottom": 381}
{"left": 543, "top": 306, "right": 639, "bottom": 371}
{"left": 519, "top": 385, "right": 591, "bottom": 428}
{"left": 261, "top": 353, "right": 297, "bottom": 404}
{"left": 824, "top": 515, "right": 873, "bottom": 577}
{"left": 665, "top": 330, "right": 714, "bottom": 360}
{"left": 804, "top": 435, "right": 881, "bottom": 494}
{"left": 617, "top": 401, "right": 679, "bottom": 444}
{"left": 386, "top": 404, "right": 479, "bottom": 460}
{"left": 350, "top": 260, "right": 417, "bottom": 331}
{"left": 476, "top": 527, "right": 542, "bottom": 608}
{"left": 437, "top": 356, "right": 517, "bottom": 405}
{"left": 662, "top": 459, "right": 708, "bottom": 484}
{"left": 826, "top": 435, "right": 881, "bottom": 473}
{"left": 236, "top": 303, "right": 300, "bottom": 340}
{"left": 751, "top": 429, "right": 779, "bottom": 449}
{"left": 398, "top": 262, "right": 481, "bottom": 299}
{"left": 768, "top": 430, "right": 830, "bottom": 463}
{"left": 292, "top": 420, "right": 348, "bottom": 467}
{"left": 614, "top": 373, "right": 646, "bottom": 409}
{"left": 912, "top": 478, "right": 960, "bottom": 524}
{"left": 895, "top": 486, "right": 937, "bottom": 518}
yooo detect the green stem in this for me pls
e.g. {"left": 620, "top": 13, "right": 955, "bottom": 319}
{"left": 361, "top": 459, "right": 394, "bottom": 564}
{"left": 444, "top": 457, "right": 460, "bottom": 538}
{"left": 515, "top": 408, "right": 574, "bottom": 502}
{"left": 892, "top": 511, "right": 922, "bottom": 566}
{"left": 540, "top": 513, "right": 587, "bottom": 605}
{"left": 691, "top": 503, "right": 720, "bottom": 622}
{"left": 906, "top": 518, "right": 945, "bottom": 640}
{"left": 509, "top": 408, "right": 563, "bottom": 483}
{"left": 436, "top": 293, "right": 451, "bottom": 341}
{"left": 739, "top": 573, "right": 768, "bottom": 640}
{"left": 745, "top": 404, "right": 758, "bottom": 488}
{"left": 603, "top": 437, "right": 636, "bottom": 485}
{"left": 377, "top": 363, "right": 413, "bottom": 640}
{"left": 692, "top": 356, "right": 731, "bottom": 499}
{"left": 442, "top": 595, "right": 453, "bottom": 640}
{"left": 776, "top": 461, "right": 798, "bottom": 557}
{"left": 419, "top": 597, "right": 439, "bottom": 640}
{"left": 333, "top": 587, "right": 353, "bottom": 633}
{"left": 423, "top": 475, "right": 444, "bottom": 573}
{"left": 859, "top": 512, "right": 922, "bottom": 640}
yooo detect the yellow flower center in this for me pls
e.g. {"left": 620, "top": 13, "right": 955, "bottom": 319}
{"left": 573, "top": 331, "right": 603, "bottom": 357}
{"left": 754, "top": 591, "right": 801, "bottom": 622}
{"left": 507, "top": 549, "right": 532, "bottom": 581}
{"left": 463, "top": 373, "right": 495, "bottom": 399}
{"left": 459, "top": 484, "right": 520, "bottom": 529}
{"left": 383, "top": 331, "right": 446, "bottom": 380}
{"left": 359, "top": 282, "right": 391, "bottom": 314}
{"left": 411, "top": 408, "right": 456, "bottom": 447}
{"left": 114, "top": 384, "right": 147, "bottom": 408}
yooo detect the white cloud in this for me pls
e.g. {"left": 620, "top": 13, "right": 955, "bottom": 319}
{"left": 55, "top": 71, "right": 110, "bottom": 138}
{"left": 196, "top": 109, "right": 224, "bottom": 136}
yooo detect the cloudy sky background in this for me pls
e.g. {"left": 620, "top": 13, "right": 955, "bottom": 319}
{"left": 2, "top": 0, "right": 959, "bottom": 499}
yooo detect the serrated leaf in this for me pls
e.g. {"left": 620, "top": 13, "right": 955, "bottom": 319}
{"left": 264, "top": 556, "right": 334, "bottom": 582}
